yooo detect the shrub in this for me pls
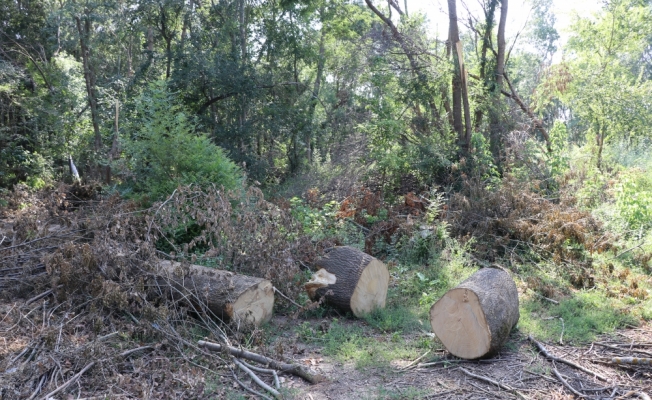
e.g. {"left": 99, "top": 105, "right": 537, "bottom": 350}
{"left": 122, "top": 81, "right": 242, "bottom": 201}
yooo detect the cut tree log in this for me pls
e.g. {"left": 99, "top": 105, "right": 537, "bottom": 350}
{"left": 429, "top": 267, "right": 519, "bottom": 359}
{"left": 304, "top": 246, "right": 389, "bottom": 317}
{"left": 156, "top": 261, "right": 274, "bottom": 326}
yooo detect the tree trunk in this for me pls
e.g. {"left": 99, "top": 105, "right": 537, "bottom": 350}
{"left": 495, "top": 0, "right": 508, "bottom": 88}
{"left": 305, "top": 246, "right": 389, "bottom": 317}
{"left": 447, "top": 0, "right": 466, "bottom": 152}
{"left": 75, "top": 15, "right": 101, "bottom": 152}
{"left": 429, "top": 267, "right": 519, "bottom": 359}
{"left": 156, "top": 261, "right": 274, "bottom": 326}
{"left": 490, "top": 0, "right": 508, "bottom": 164}
{"left": 473, "top": 0, "right": 497, "bottom": 131}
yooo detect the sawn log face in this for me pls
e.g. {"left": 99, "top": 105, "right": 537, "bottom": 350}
{"left": 430, "top": 267, "right": 519, "bottom": 359}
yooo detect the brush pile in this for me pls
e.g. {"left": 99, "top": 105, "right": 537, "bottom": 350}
{"left": 0, "top": 183, "right": 317, "bottom": 399}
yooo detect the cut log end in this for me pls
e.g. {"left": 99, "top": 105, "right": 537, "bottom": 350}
{"left": 429, "top": 288, "right": 492, "bottom": 359}
{"left": 429, "top": 268, "right": 519, "bottom": 359}
{"left": 230, "top": 280, "right": 274, "bottom": 325}
{"left": 350, "top": 259, "right": 389, "bottom": 316}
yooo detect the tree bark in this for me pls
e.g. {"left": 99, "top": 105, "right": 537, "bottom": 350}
{"left": 430, "top": 267, "right": 519, "bottom": 359}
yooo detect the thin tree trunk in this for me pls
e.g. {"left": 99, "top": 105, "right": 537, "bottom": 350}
{"left": 75, "top": 15, "right": 101, "bottom": 153}
{"left": 456, "top": 42, "right": 472, "bottom": 150}
{"left": 447, "top": 0, "right": 466, "bottom": 152}
{"left": 240, "top": 0, "right": 246, "bottom": 60}
{"left": 473, "top": 0, "right": 497, "bottom": 131}
{"left": 489, "top": 0, "right": 508, "bottom": 165}
{"left": 496, "top": 0, "right": 507, "bottom": 88}
{"left": 307, "top": 14, "right": 326, "bottom": 164}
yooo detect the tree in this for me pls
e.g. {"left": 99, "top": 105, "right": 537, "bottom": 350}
{"left": 561, "top": 0, "right": 652, "bottom": 168}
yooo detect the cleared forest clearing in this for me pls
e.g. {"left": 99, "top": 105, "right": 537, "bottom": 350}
{"left": 1, "top": 183, "right": 651, "bottom": 399}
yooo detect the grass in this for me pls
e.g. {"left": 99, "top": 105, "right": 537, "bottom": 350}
{"left": 295, "top": 316, "right": 434, "bottom": 370}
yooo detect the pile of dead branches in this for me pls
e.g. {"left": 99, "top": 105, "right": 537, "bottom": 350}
{"left": 446, "top": 176, "right": 617, "bottom": 264}
{"left": 0, "top": 183, "right": 321, "bottom": 399}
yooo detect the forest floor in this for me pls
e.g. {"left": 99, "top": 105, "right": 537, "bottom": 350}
{"left": 1, "top": 183, "right": 651, "bottom": 399}
{"left": 2, "top": 303, "right": 651, "bottom": 399}
{"left": 248, "top": 315, "right": 652, "bottom": 400}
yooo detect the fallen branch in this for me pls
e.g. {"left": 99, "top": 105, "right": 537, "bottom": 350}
{"left": 594, "top": 342, "right": 652, "bottom": 358}
{"left": 401, "top": 349, "right": 430, "bottom": 370}
{"left": 552, "top": 364, "right": 586, "bottom": 398}
{"left": 617, "top": 391, "right": 652, "bottom": 400}
{"left": 610, "top": 357, "right": 652, "bottom": 366}
{"left": 119, "top": 345, "right": 154, "bottom": 358}
{"left": 198, "top": 340, "right": 324, "bottom": 384}
{"left": 273, "top": 286, "right": 303, "bottom": 309}
{"left": 233, "top": 357, "right": 281, "bottom": 399}
{"left": 459, "top": 367, "right": 528, "bottom": 400}
{"left": 231, "top": 369, "right": 273, "bottom": 400}
{"left": 528, "top": 288, "right": 559, "bottom": 304}
{"left": 528, "top": 335, "right": 608, "bottom": 381}
{"left": 240, "top": 360, "right": 281, "bottom": 389}
{"left": 39, "top": 361, "right": 96, "bottom": 400}
{"left": 25, "top": 289, "right": 54, "bottom": 306}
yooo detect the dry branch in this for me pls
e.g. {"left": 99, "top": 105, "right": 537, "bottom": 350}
{"left": 529, "top": 335, "right": 608, "bottom": 381}
{"left": 594, "top": 342, "right": 652, "bottom": 358}
{"left": 552, "top": 365, "right": 586, "bottom": 398}
{"left": 610, "top": 357, "right": 652, "bottom": 366}
{"left": 233, "top": 357, "right": 281, "bottom": 399}
{"left": 231, "top": 369, "right": 273, "bottom": 400}
{"left": 39, "top": 361, "right": 96, "bottom": 400}
{"left": 459, "top": 367, "right": 528, "bottom": 400}
{"left": 197, "top": 340, "right": 324, "bottom": 384}
{"left": 618, "top": 392, "right": 652, "bottom": 400}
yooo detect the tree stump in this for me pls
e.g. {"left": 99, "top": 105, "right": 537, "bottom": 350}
{"left": 304, "top": 246, "right": 389, "bottom": 317}
{"left": 156, "top": 261, "right": 274, "bottom": 326}
{"left": 429, "top": 267, "right": 519, "bottom": 359}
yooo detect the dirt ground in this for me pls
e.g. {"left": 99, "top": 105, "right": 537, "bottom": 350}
{"left": 1, "top": 297, "right": 651, "bottom": 399}
{"left": 268, "top": 317, "right": 652, "bottom": 400}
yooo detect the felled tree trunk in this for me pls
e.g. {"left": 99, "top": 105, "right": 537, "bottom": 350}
{"left": 304, "top": 246, "right": 389, "bottom": 317}
{"left": 156, "top": 261, "right": 274, "bottom": 326}
{"left": 429, "top": 267, "right": 519, "bottom": 359}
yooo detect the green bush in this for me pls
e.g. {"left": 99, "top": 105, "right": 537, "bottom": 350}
{"left": 614, "top": 169, "right": 652, "bottom": 231}
{"left": 122, "top": 81, "right": 242, "bottom": 201}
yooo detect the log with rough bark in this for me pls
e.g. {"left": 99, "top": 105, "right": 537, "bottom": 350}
{"left": 156, "top": 261, "right": 274, "bottom": 326}
{"left": 429, "top": 267, "right": 519, "bottom": 359}
{"left": 304, "top": 246, "right": 389, "bottom": 317}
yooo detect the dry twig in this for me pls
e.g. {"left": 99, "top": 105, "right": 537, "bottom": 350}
{"left": 198, "top": 340, "right": 324, "bottom": 384}
{"left": 233, "top": 357, "right": 281, "bottom": 399}
{"left": 39, "top": 361, "right": 96, "bottom": 400}
{"left": 459, "top": 367, "right": 528, "bottom": 400}
{"left": 551, "top": 364, "right": 587, "bottom": 398}
{"left": 529, "top": 335, "right": 608, "bottom": 381}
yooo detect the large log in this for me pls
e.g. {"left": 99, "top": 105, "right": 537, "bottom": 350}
{"left": 156, "top": 261, "right": 274, "bottom": 326}
{"left": 304, "top": 246, "right": 389, "bottom": 317}
{"left": 429, "top": 267, "right": 519, "bottom": 359}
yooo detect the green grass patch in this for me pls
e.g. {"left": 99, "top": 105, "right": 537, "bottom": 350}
{"left": 518, "top": 291, "right": 639, "bottom": 343}
{"left": 296, "top": 319, "right": 433, "bottom": 370}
